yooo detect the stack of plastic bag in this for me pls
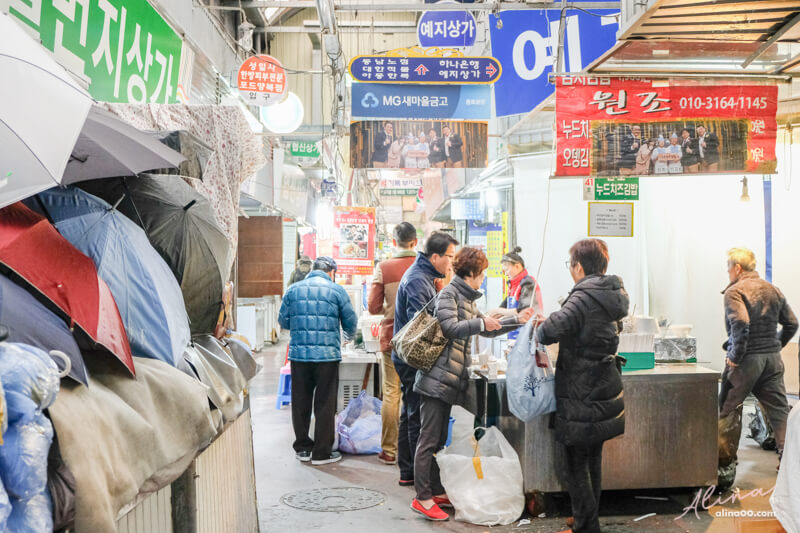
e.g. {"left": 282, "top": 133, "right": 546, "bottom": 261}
{"left": 336, "top": 391, "right": 382, "bottom": 455}
{"left": 0, "top": 342, "right": 60, "bottom": 532}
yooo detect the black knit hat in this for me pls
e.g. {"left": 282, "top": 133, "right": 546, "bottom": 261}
{"left": 501, "top": 246, "right": 525, "bottom": 268}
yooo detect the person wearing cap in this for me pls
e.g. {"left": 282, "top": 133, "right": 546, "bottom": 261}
{"left": 288, "top": 255, "right": 313, "bottom": 286}
{"left": 278, "top": 257, "right": 358, "bottom": 466}
{"left": 667, "top": 132, "right": 684, "bottom": 174}
{"left": 650, "top": 136, "right": 670, "bottom": 174}
{"left": 489, "top": 247, "right": 543, "bottom": 340}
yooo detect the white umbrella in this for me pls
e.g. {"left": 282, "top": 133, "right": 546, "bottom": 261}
{"left": 0, "top": 12, "right": 92, "bottom": 208}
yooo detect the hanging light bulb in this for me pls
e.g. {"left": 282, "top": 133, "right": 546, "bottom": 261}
{"left": 740, "top": 177, "right": 751, "bottom": 202}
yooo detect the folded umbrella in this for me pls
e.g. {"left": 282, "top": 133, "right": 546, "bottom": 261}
{"left": 79, "top": 175, "right": 230, "bottom": 334}
{"left": 32, "top": 187, "right": 191, "bottom": 367}
{"left": 0, "top": 273, "right": 88, "bottom": 385}
{"left": 0, "top": 203, "right": 134, "bottom": 375}
{"left": 63, "top": 106, "right": 186, "bottom": 184}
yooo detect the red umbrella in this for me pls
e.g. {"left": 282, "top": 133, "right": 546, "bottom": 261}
{"left": 0, "top": 203, "right": 135, "bottom": 375}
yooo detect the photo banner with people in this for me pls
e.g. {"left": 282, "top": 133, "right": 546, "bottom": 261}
{"left": 350, "top": 120, "right": 488, "bottom": 169}
{"left": 554, "top": 76, "right": 778, "bottom": 177}
{"left": 333, "top": 206, "right": 376, "bottom": 276}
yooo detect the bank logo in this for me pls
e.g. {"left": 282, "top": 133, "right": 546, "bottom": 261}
{"left": 361, "top": 93, "right": 379, "bottom": 108}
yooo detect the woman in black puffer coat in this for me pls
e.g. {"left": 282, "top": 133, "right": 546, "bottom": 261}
{"left": 536, "top": 238, "right": 629, "bottom": 533}
{"left": 410, "top": 247, "right": 531, "bottom": 521}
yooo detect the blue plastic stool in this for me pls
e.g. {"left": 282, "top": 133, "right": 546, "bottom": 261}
{"left": 275, "top": 369, "right": 292, "bottom": 409}
{"left": 444, "top": 416, "right": 456, "bottom": 447}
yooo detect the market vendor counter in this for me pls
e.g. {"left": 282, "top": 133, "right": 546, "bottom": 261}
{"left": 465, "top": 364, "right": 720, "bottom": 492}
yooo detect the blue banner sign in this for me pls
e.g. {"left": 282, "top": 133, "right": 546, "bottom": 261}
{"left": 351, "top": 83, "right": 490, "bottom": 119}
{"left": 417, "top": 11, "right": 477, "bottom": 48}
{"left": 349, "top": 56, "right": 501, "bottom": 84}
{"left": 489, "top": 7, "right": 618, "bottom": 116}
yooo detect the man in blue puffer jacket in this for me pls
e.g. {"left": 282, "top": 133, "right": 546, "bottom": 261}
{"left": 278, "top": 257, "right": 358, "bottom": 466}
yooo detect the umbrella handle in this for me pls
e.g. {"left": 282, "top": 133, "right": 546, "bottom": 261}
{"left": 49, "top": 350, "right": 72, "bottom": 379}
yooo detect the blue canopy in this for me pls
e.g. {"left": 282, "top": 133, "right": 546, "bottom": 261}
{"left": 31, "top": 188, "right": 190, "bottom": 367}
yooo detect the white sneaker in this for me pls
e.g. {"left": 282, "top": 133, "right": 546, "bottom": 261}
{"left": 311, "top": 451, "right": 342, "bottom": 465}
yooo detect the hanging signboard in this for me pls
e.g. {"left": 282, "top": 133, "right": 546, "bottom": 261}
{"left": 286, "top": 141, "right": 320, "bottom": 166}
{"left": 451, "top": 198, "right": 482, "bottom": 220}
{"left": 351, "top": 83, "right": 490, "bottom": 119}
{"left": 351, "top": 119, "right": 488, "bottom": 169}
{"left": 489, "top": 5, "right": 618, "bottom": 116}
{"left": 417, "top": 10, "right": 477, "bottom": 49}
{"left": 582, "top": 177, "right": 640, "bottom": 201}
{"left": 588, "top": 202, "right": 634, "bottom": 237}
{"left": 6, "top": 0, "right": 188, "bottom": 103}
{"left": 333, "top": 207, "right": 376, "bottom": 276}
{"left": 349, "top": 56, "right": 501, "bottom": 84}
{"left": 238, "top": 55, "right": 287, "bottom": 106}
{"left": 380, "top": 176, "right": 424, "bottom": 196}
{"left": 555, "top": 77, "right": 778, "bottom": 177}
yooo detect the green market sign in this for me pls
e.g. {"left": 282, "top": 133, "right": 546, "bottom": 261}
{"left": 288, "top": 142, "right": 320, "bottom": 159}
{"left": 583, "top": 177, "right": 640, "bottom": 201}
{"left": 6, "top": 0, "right": 185, "bottom": 103}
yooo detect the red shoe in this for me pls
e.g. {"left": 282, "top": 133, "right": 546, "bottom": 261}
{"left": 378, "top": 451, "right": 397, "bottom": 465}
{"left": 411, "top": 499, "right": 449, "bottom": 521}
{"left": 433, "top": 496, "right": 453, "bottom": 508}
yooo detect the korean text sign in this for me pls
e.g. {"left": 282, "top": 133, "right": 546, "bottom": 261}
{"left": 417, "top": 10, "right": 477, "bottom": 48}
{"left": 555, "top": 77, "right": 778, "bottom": 177}
{"left": 351, "top": 83, "right": 490, "bottom": 120}
{"left": 238, "top": 55, "right": 287, "bottom": 106}
{"left": 7, "top": 0, "right": 185, "bottom": 103}
{"left": 333, "top": 207, "right": 376, "bottom": 276}
{"left": 349, "top": 56, "right": 501, "bottom": 84}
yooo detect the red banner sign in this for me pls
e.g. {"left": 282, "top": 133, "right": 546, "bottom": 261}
{"left": 555, "top": 77, "right": 778, "bottom": 177}
{"left": 237, "top": 55, "right": 287, "bottom": 106}
{"left": 333, "top": 207, "right": 376, "bottom": 276}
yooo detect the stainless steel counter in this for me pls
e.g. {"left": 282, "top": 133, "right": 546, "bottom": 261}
{"left": 465, "top": 364, "right": 720, "bottom": 492}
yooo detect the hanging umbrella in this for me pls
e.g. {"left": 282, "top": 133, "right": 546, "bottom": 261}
{"left": 79, "top": 175, "right": 231, "bottom": 334}
{"left": 63, "top": 106, "right": 186, "bottom": 184}
{"left": 0, "top": 203, "right": 134, "bottom": 375}
{"left": 0, "top": 273, "right": 88, "bottom": 385}
{"left": 32, "top": 187, "right": 191, "bottom": 367}
{"left": 0, "top": 13, "right": 93, "bottom": 209}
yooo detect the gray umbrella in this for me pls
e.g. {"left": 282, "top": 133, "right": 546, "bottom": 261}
{"left": 63, "top": 106, "right": 186, "bottom": 184}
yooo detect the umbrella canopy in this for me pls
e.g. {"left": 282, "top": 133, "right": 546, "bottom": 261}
{"left": 80, "top": 175, "right": 231, "bottom": 334}
{"left": 0, "top": 203, "right": 134, "bottom": 375}
{"left": 33, "top": 187, "right": 191, "bottom": 367}
{"left": 0, "top": 273, "right": 88, "bottom": 385}
{"left": 0, "top": 13, "right": 92, "bottom": 209}
{"left": 63, "top": 106, "right": 186, "bottom": 184}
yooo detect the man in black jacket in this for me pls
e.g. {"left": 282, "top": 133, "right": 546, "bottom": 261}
{"left": 372, "top": 122, "right": 394, "bottom": 168}
{"left": 717, "top": 247, "right": 797, "bottom": 490}
{"left": 697, "top": 124, "right": 720, "bottom": 172}
{"left": 442, "top": 125, "right": 464, "bottom": 168}
{"left": 536, "top": 239, "right": 628, "bottom": 533}
{"left": 680, "top": 128, "right": 700, "bottom": 173}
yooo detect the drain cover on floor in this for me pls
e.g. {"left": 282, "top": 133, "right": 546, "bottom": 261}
{"left": 280, "top": 487, "right": 385, "bottom": 512}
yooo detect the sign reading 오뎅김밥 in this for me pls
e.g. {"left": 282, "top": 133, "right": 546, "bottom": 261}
{"left": 555, "top": 77, "right": 778, "bottom": 177}
{"left": 333, "top": 207, "right": 376, "bottom": 276}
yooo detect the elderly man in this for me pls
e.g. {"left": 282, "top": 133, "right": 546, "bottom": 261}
{"left": 718, "top": 248, "right": 798, "bottom": 490}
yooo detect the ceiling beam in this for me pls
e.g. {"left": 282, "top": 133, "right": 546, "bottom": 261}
{"left": 255, "top": 25, "right": 416, "bottom": 32}
{"left": 743, "top": 10, "right": 800, "bottom": 67}
{"left": 238, "top": 1, "right": 620, "bottom": 10}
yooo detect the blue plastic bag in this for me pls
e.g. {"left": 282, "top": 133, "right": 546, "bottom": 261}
{"left": 8, "top": 491, "right": 53, "bottom": 533}
{"left": 337, "top": 390, "right": 382, "bottom": 455}
{"left": 0, "top": 479, "right": 11, "bottom": 531}
{"left": 0, "top": 412, "right": 54, "bottom": 500}
{"left": 506, "top": 321, "right": 556, "bottom": 422}
{"left": 0, "top": 343, "right": 60, "bottom": 416}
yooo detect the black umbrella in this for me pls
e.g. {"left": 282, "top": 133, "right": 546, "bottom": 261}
{"left": 0, "top": 273, "right": 88, "bottom": 385}
{"left": 79, "top": 175, "right": 230, "bottom": 334}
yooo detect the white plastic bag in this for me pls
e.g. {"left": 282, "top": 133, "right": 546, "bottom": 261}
{"left": 771, "top": 402, "right": 800, "bottom": 533}
{"left": 436, "top": 427, "right": 524, "bottom": 526}
{"left": 506, "top": 321, "right": 556, "bottom": 422}
{"left": 336, "top": 390, "right": 382, "bottom": 455}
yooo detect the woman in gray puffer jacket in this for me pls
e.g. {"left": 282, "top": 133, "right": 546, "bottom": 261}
{"left": 410, "top": 247, "right": 532, "bottom": 521}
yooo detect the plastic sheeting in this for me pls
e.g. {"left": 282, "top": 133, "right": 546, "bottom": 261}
{"left": 772, "top": 402, "right": 800, "bottom": 533}
{"left": 184, "top": 336, "right": 248, "bottom": 421}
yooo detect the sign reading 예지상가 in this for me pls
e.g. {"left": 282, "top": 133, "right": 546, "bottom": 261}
{"left": 555, "top": 77, "right": 778, "bottom": 177}
{"left": 351, "top": 83, "right": 491, "bottom": 120}
{"left": 6, "top": 0, "right": 186, "bottom": 103}
{"left": 417, "top": 10, "right": 477, "bottom": 48}
{"left": 349, "top": 56, "right": 501, "bottom": 84}
{"left": 583, "top": 178, "right": 640, "bottom": 201}
{"left": 333, "top": 207, "right": 376, "bottom": 276}
{"left": 588, "top": 202, "right": 633, "bottom": 237}
{"left": 238, "top": 55, "right": 287, "bottom": 106}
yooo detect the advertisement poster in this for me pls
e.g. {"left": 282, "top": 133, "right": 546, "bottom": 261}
{"left": 351, "top": 120, "right": 488, "bottom": 169}
{"left": 555, "top": 76, "right": 778, "bottom": 177}
{"left": 333, "top": 207, "right": 376, "bottom": 276}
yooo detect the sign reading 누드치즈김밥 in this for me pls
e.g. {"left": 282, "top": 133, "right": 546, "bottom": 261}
{"left": 582, "top": 177, "right": 640, "bottom": 201}
{"left": 6, "top": 0, "right": 187, "bottom": 103}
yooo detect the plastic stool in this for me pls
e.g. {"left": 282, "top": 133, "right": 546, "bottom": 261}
{"left": 276, "top": 366, "right": 292, "bottom": 409}
{"left": 444, "top": 416, "right": 456, "bottom": 447}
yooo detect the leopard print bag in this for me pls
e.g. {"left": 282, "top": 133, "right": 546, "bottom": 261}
{"left": 390, "top": 296, "right": 448, "bottom": 372}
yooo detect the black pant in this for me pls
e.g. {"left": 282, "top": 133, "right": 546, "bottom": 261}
{"left": 414, "top": 395, "right": 452, "bottom": 500}
{"left": 291, "top": 361, "right": 338, "bottom": 461}
{"left": 563, "top": 442, "right": 604, "bottom": 533}
{"left": 395, "top": 360, "right": 421, "bottom": 480}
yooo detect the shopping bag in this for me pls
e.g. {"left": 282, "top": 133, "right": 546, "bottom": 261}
{"left": 390, "top": 296, "right": 447, "bottom": 372}
{"left": 336, "top": 390, "right": 382, "bottom": 455}
{"left": 436, "top": 426, "right": 524, "bottom": 526}
{"left": 506, "top": 321, "right": 556, "bottom": 422}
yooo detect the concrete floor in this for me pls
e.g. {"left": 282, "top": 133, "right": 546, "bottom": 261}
{"left": 250, "top": 340, "right": 788, "bottom": 533}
